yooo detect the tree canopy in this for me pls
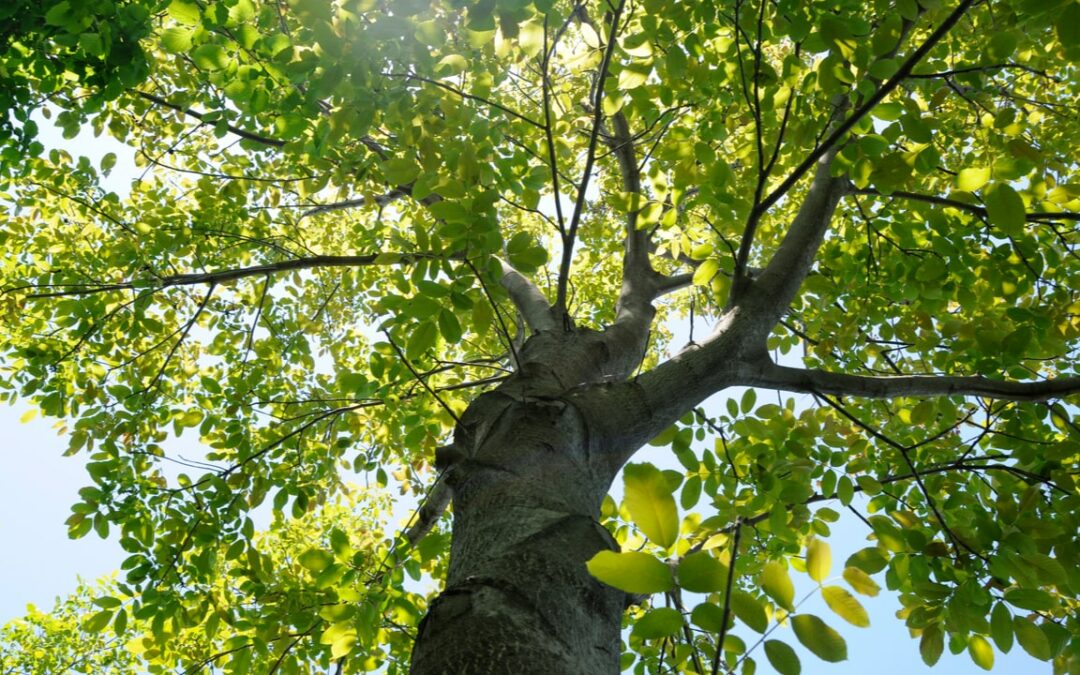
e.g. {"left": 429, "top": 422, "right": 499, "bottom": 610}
{"left": 1, "top": 0, "right": 1080, "bottom": 673}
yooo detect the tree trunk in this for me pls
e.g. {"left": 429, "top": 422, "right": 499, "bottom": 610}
{"left": 410, "top": 331, "right": 637, "bottom": 674}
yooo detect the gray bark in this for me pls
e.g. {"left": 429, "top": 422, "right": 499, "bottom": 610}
{"left": 410, "top": 330, "right": 637, "bottom": 674}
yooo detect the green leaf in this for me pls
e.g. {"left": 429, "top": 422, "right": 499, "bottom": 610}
{"left": 382, "top": 157, "right": 421, "bottom": 185}
{"left": 79, "top": 33, "right": 105, "bottom": 57}
{"left": 623, "top": 463, "right": 679, "bottom": 548}
{"left": 984, "top": 184, "right": 1026, "bottom": 237}
{"left": 791, "top": 614, "right": 847, "bottom": 662}
{"left": 690, "top": 602, "right": 726, "bottom": 632}
{"left": 437, "top": 310, "right": 462, "bottom": 343}
{"left": 837, "top": 475, "right": 854, "bottom": 505}
{"left": 677, "top": 551, "right": 728, "bottom": 593}
{"left": 191, "top": 44, "right": 229, "bottom": 70}
{"left": 730, "top": 590, "right": 768, "bottom": 633}
{"left": 518, "top": 20, "right": 544, "bottom": 58}
{"left": 631, "top": 607, "right": 683, "bottom": 639}
{"left": 168, "top": 0, "right": 201, "bottom": 25}
{"left": 692, "top": 258, "right": 719, "bottom": 286}
{"left": 160, "top": 27, "right": 193, "bottom": 53}
{"left": 956, "top": 167, "right": 991, "bottom": 192}
{"left": 988, "top": 32, "right": 1019, "bottom": 60}
{"left": 968, "top": 635, "right": 994, "bottom": 671}
{"left": 846, "top": 547, "right": 888, "bottom": 574}
{"left": 920, "top": 624, "right": 944, "bottom": 666}
{"left": 821, "top": 586, "right": 869, "bottom": 627}
{"left": 406, "top": 322, "right": 438, "bottom": 359}
{"left": 842, "top": 567, "right": 880, "bottom": 597}
{"left": 82, "top": 609, "right": 114, "bottom": 633}
{"left": 298, "top": 548, "right": 333, "bottom": 573}
{"left": 806, "top": 538, "right": 831, "bottom": 583}
{"left": 617, "top": 65, "right": 650, "bottom": 90}
{"left": 44, "top": 2, "right": 72, "bottom": 27}
{"left": 435, "top": 54, "right": 468, "bottom": 77}
{"left": 990, "top": 603, "right": 1013, "bottom": 653}
{"left": 1012, "top": 618, "right": 1051, "bottom": 660}
{"left": 764, "top": 639, "right": 801, "bottom": 675}
{"left": 761, "top": 561, "right": 795, "bottom": 611}
{"left": 1003, "top": 588, "right": 1056, "bottom": 611}
{"left": 1059, "top": 3, "right": 1080, "bottom": 49}
{"left": 586, "top": 550, "right": 673, "bottom": 594}
{"left": 1019, "top": 552, "right": 1069, "bottom": 590}
{"left": 740, "top": 388, "right": 756, "bottom": 414}
{"left": 321, "top": 622, "right": 357, "bottom": 659}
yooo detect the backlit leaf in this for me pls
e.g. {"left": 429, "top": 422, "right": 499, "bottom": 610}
{"left": 586, "top": 551, "right": 673, "bottom": 595}
{"left": 791, "top": 614, "right": 847, "bottom": 662}
{"left": 806, "top": 538, "right": 831, "bottom": 583}
{"left": 822, "top": 586, "right": 869, "bottom": 627}
{"left": 623, "top": 463, "right": 679, "bottom": 548}
{"left": 677, "top": 551, "right": 728, "bottom": 593}
{"left": 761, "top": 561, "right": 795, "bottom": 611}
{"left": 764, "top": 639, "right": 801, "bottom": 675}
{"left": 968, "top": 635, "right": 994, "bottom": 671}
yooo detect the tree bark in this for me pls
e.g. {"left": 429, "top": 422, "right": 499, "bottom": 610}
{"left": 410, "top": 330, "right": 639, "bottom": 674}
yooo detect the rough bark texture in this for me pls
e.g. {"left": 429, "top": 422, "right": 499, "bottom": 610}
{"left": 410, "top": 330, "right": 640, "bottom": 674}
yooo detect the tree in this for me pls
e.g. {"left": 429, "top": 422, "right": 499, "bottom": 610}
{"left": 1, "top": 0, "right": 1079, "bottom": 672}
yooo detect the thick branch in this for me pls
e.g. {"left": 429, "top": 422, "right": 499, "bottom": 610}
{"left": 497, "top": 258, "right": 557, "bottom": 332}
{"left": 738, "top": 149, "right": 851, "bottom": 332}
{"left": 853, "top": 188, "right": 1080, "bottom": 223}
{"left": 606, "top": 111, "right": 657, "bottom": 328}
{"left": 747, "top": 361, "right": 1080, "bottom": 403}
{"left": 18, "top": 253, "right": 455, "bottom": 299}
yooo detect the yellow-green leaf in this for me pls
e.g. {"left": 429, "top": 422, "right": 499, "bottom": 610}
{"left": 631, "top": 607, "right": 683, "bottom": 639}
{"left": 806, "top": 538, "right": 831, "bottom": 583}
{"left": 730, "top": 590, "right": 768, "bottom": 633}
{"left": 956, "top": 166, "right": 991, "bottom": 192}
{"left": 677, "top": 551, "right": 728, "bottom": 593}
{"left": 842, "top": 567, "right": 880, "bottom": 597}
{"left": 82, "top": 609, "right": 114, "bottom": 633}
{"left": 298, "top": 548, "right": 333, "bottom": 573}
{"left": 968, "top": 635, "right": 994, "bottom": 671}
{"left": 623, "top": 463, "right": 679, "bottom": 548}
{"left": 435, "top": 54, "right": 468, "bottom": 77}
{"left": 692, "top": 258, "right": 720, "bottom": 286}
{"left": 762, "top": 561, "right": 795, "bottom": 611}
{"left": 586, "top": 550, "right": 673, "bottom": 595}
{"left": 822, "top": 586, "right": 869, "bottom": 627}
{"left": 791, "top": 614, "right": 847, "bottom": 662}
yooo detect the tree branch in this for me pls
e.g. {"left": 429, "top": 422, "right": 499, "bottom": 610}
{"left": 753, "top": 0, "right": 977, "bottom": 217}
{"left": 852, "top": 187, "right": 1080, "bottom": 223}
{"left": 746, "top": 361, "right": 1080, "bottom": 403}
{"left": 135, "top": 90, "right": 285, "bottom": 148}
{"left": 16, "top": 253, "right": 456, "bottom": 299}
{"left": 300, "top": 189, "right": 409, "bottom": 219}
{"left": 606, "top": 110, "right": 657, "bottom": 327}
{"left": 555, "top": 0, "right": 626, "bottom": 316}
{"left": 385, "top": 73, "right": 544, "bottom": 130}
{"left": 496, "top": 257, "right": 557, "bottom": 332}
{"left": 737, "top": 148, "right": 851, "bottom": 332}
